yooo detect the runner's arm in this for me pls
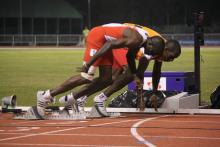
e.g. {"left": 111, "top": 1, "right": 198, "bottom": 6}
{"left": 136, "top": 56, "right": 150, "bottom": 80}
{"left": 152, "top": 60, "right": 162, "bottom": 92}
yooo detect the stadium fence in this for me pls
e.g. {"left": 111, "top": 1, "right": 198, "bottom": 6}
{"left": 0, "top": 33, "right": 219, "bottom": 46}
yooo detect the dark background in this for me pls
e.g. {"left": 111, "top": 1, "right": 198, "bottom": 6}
{"left": 0, "top": 0, "right": 219, "bottom": 34}
{"left": 71, "top": 0, "right": 219, "bottom": 26}
{"left": 70, "top": 0, "right": 219, "bottom": 33}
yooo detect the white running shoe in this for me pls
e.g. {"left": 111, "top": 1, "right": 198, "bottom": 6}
{"left": 76, "top": 96, "right": 88, "bottom": 112}
{"left": 94, "top": 93, "right": 108, "bottom": 117}
{"left": 59, "top": 93, "right": 77, "bottom": 112}
{"left": 37, "top": 90, "right": 55, "bottom": 118}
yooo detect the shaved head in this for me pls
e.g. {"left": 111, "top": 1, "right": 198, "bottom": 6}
{"left": 166, "top": 39, "right": 181, "bottom": 58}
{"left": 144, "top": 36, "right": 165, "bottom": 56}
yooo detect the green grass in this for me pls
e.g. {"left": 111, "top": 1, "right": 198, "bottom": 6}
{"left": 0, "top": 47, "right": 220, "bottom": 106}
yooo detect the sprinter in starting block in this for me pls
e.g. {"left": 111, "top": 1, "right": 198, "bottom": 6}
{"left": 36, "top": 23, "right": 181, "bottom": 119}
{"left": 77, "top": 23, "right": 181, "bottom": 114}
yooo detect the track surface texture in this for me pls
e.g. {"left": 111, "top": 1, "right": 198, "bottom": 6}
{"left": 1, "top": 113, "right": 220, "bottom": 147}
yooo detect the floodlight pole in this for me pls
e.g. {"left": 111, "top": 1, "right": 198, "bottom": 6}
{"left": 19, "top": 0, "right": 23, "bottom": 35}
{"left": 194, "top": 12, "right": 204, "bottom": 105}
{"left": 88, "top": 0, "right": 91, "bottom": 29}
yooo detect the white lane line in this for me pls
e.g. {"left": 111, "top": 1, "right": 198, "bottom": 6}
{"left": 0, "top": 143, "right": 135, "bottom": 147}
{"left": 45, "top": 121, "right": 87, "bottom": 125}
{"left": 0, "top": 127, "right": 83, "bottom": 142}
{"left": 142, "top": 135, "right": 220, "bottom": 140}
{"left": 1, "top": 132, "right": 220, "bottom": 140}
{"left": 169, "top": 115, "right": 220, "bottom": 118}
{"left": 0, "top": 118, "right": 141, "bottom": 142}
{"left": 131, "top": 115, "right": 169, "bottom": 147}
{"left": 10, "top": 120, "right": 46, "bottom": 125}
{"left": 8, "top": 127, "right": 40, "bottom": 132}
{"left": 153, "top": 120, "right": 220, "bottom": 124}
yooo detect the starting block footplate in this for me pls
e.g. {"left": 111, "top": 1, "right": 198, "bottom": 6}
{"left": 13, "top": 106, "right": 121, "bottom": 120}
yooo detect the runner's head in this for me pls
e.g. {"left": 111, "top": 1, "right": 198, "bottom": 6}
{"left": 157, "top": 39, "right": 181, "bottom": 62}
{"left": 144, "top": 36, "right": 165, "bottom": 56}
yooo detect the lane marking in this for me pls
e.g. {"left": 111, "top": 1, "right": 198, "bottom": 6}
{"left": 3, "top": 119, "right": 220, "bottom": 128}
{"left": 1, "top": 132, "right": 220, "bottom": 140}
{"left": 45, "top": 121, "right": 87, "bottom": 125}
{"left": 141, "top": 135, "right": 220, "bottom": 140}
{"left": 131, "top": 115, "right": 169, "bottom": 147}
{"left": 10, "top": 120, "right": 46, "bottom": 125}
{"left": 0, "top": 126, "right": 85, "bottom": 142}
{"left": 0, "top": 118, "right": 142, "bottom": 142}
{"left": 8, "top": 127, "right": 40, "bottom": 132}
{"left": 0, "top": 143, "right": 135, "bottom": 147}
{"left": 153, "top": 120, "right": 220, "bottom": 124}
{"left": 170, "top": 114, "right": 220, "bottom": 118}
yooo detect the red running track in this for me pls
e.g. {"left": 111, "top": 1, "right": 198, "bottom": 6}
{"left": 0, "top": 113, "right": 220, "bottom": 147}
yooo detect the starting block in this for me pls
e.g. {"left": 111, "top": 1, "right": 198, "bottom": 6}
{"left": 3, "top": 92, "right": 220, "bottom": 120}
{"left": 87, "top": 105, "right": 121, "bottom": 118}
{"left": 13, "top": 105, "right": 121, "bottom": 120}
{"left": 160, "top": 92, "right": 199, "bottom": 113}
{"left": 14, "top": 106, "right": 86, "bottom": 120}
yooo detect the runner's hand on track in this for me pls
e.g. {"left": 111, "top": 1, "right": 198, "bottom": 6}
{"left": 134, "top": 75, "right": 143, "bottom": 90}
{"left": 134, "top": 75, "right": 145, "bottom": 111}
{"left": 150, "top": 94, "right": 158, "bottom": 112}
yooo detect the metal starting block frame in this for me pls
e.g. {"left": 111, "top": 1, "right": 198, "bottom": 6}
{"left": 12, "top": 106, "right": 121, "bottom": 120}
{"left": 2, "top": 92, "right": 220, "bottom": 120}
{"left": 13, "top": 106, "right": 86, "bottom": 120}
